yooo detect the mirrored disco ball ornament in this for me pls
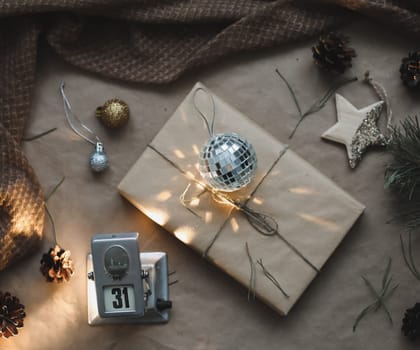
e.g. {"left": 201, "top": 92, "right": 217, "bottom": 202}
{"left": 199, "top": 133, "right": 257, "bottom": 192}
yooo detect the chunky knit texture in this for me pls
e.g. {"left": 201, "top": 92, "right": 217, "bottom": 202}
{"left": 1, "top": 0, "right": 420, "bottom": 270}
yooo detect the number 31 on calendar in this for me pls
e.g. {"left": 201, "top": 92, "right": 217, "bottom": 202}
{"left": 103, "top": 285, "right": 136, "bottom": 312}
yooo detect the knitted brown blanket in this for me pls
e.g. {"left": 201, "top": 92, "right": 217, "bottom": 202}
{"left": 1, "top": 0, "right": 419, "bottom": 271}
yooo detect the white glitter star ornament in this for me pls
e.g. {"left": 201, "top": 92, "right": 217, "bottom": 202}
{"left": 321, "top": 93, "right": 388, "bottom": 168}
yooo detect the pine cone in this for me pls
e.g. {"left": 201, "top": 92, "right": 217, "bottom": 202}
{"left": 402, "top": 303, "right": 420, "bottom": 341}
{"left": 40, "top": 244, "right": 74, "bottom": 282}
{"left": 0, "top": 292, "right": 25, "bottom": 338}
{"left": 400, "top": 52, "right": 420, "bottom": 87}
{"left": 312, "top": 32, "right": 356, "bottom": 74}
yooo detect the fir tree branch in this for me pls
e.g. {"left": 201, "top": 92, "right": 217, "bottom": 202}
{"left": 385, "top": 116, "right": 420, "bottom": 200}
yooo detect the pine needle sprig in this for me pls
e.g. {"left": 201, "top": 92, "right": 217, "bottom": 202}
{"left": 245, "top": 242, "right": 256, "bottom": 301}
{"left": 400, "top": 231, "right": 420, "bottom": 281}
{"left": 385, "top": 116, "right": 420, "bottom": 200}
{"left": 391, "top": 202, "right": 420, "bottom": 232}
{"left": 22, "top": 127, "right": 57, "bottom": 142}
{"left": 244, "top": 244, "right": 290, "bottom": 301}
{"left": 45, "top": 176, "right": 65, "bottom": 244}
{"left": 256, "top": 259, "right": 289, "bottom": 298}
{"left": 275, "top": 69, "right": 357, "bottom": 139}
{"left": 353, "top": 258, "right": 399, "bottom": 332}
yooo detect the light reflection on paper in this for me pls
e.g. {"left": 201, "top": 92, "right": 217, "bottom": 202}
{"left": 299, "top": 213, "right": 340, "bottom": 232}
{"left": 174, "top": 149, "right": 186, "bottom": 159}
{"left": 190, "top": 198, "right": 200, "bottom": 207}
{"left": 185, "top": 171, "right": 195, "bottom": 180}
{"left": 196, "top": 183, "right": 205, "bottom": 190}
{"left": 155, "top": 190, "right": 172, "bottom": 202}
{"left": 180, "top": 109, "right": 188, "bottom": 122}
{"left": 205, "top": 211, "right": 213, "bottom": 223}
{"left": 174, "top": 226, "right": 196, "bottom": 244}
{"left": 252, "top": 197, "right": 263, "bottom": 205}
{"left": 230, "top": 217, "right": 239, "bottom": 233}
{"left": 289, "top": 187, "right": 316, "bottom": 195}
{"left": 192, "top": 144, "right": 200, "bottom": 155}
{"left": 142, "top": 207, "right": 169, "bottom": 226}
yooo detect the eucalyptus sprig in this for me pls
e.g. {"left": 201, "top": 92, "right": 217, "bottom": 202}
{"left": 275, "top": 69, "right": 357, "bottom": 139}
{"left": 353, "top": 258, "right": 399, "bottom": 332}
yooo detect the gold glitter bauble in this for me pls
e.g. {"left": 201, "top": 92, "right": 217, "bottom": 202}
{"left": 96, "top": 99, "right": 129, "bottom": 128}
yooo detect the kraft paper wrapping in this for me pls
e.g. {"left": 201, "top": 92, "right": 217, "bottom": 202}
{"left": 118, "top": 82, "right": 365, "bottom": 315}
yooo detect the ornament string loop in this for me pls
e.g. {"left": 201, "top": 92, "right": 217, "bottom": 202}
{"left": 179, "top": 178, "right": 318, "bottom": 272}
{"left": 60, "top": 82, "right": 109, "bottom": 172}
{"left": 193, "top": 87, "right": 216, "bottom": 137}
{"left": 363, "top": 71, "right": 393, "bottom": 132}
{"left": 60, "top": 82, "right": 101, "bottom": 146}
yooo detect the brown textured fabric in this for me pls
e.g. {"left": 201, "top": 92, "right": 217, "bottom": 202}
{"left": 0, "top": 126, "right": 44, "bottom": 271}
{"left": 0, "top": 0, "right": 419, "bottom": 271}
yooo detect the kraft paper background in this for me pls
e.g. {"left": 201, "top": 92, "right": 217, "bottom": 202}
{"left": 0, "top": 19, "right": 419, "bottom": 350}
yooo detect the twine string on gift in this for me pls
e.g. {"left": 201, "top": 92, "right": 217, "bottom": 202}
{"left": 191, "top": 86, "right": 285, "bottom": 237}
{"left": 182, "top": 88, "right": 283, "bottom": 234}
{"left": 210, "top": 193, "right": 279, "bottom": 236}
{"left": 175, "top": 142, "right": 319, "bottom": 272}
{"left": 179, "top": 184, "right": 207, "bottom": 219}
{"left": 149, "top": 87, "right": 319, "bottom": 274}
{"left": 363, "top": 71, "right": 393, "bottom": 132}
{"left": 203, "top": 165, "right": 319, "bottom": 271}
{"left": 60, "top": 82, "right": 101, "bottom": 146}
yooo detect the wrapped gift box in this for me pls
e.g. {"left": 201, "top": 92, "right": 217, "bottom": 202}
{"left": 118, "top": 82, "right": 365, "bottom": 315}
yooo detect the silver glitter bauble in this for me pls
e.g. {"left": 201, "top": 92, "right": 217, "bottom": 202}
{"left": 199, "top": 133, "right": 257, "bottom": 192}
{"left": 90, "top": 142, "right": 109, "bottom": 172}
